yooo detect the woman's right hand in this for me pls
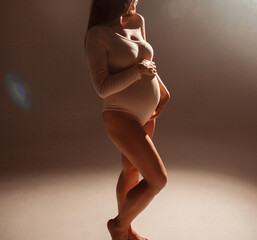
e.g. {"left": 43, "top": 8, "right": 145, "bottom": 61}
{"left": 137, "top": 59, "right": 157, "bottom": 77}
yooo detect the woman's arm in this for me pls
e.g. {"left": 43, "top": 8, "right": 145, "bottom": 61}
{"left": 138, "top": 14, "right": 146, "bottom": 41}
{"left": 84, "top": 27, "right": 142, "bottom": 99}
{"left": 147, "top": 73, "right": 170, "bottom": 121}
{"left": 155, "top": 72, "right": 170, "bottom": 100}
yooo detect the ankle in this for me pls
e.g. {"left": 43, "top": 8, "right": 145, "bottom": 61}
{"left": 114, "top": 216, "right": 130, "bottom": 231}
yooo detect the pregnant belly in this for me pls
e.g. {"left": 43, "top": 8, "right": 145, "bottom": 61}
{"left": 103, "top": 75, "right": 160, "bottom": 116}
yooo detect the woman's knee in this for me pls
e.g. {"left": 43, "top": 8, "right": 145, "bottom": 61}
{"left": 147, "top": 171, "right": 168, "bottom": 192}
{"left": 121, "top": 154, "right": 139, "bottom": 173}
{"left": 122, "top": 166, "right": 139, "bottom": 175}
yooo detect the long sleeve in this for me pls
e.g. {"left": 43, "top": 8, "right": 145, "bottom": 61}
{"left": 84, "top": 28, "right": 142, "bottom": 99}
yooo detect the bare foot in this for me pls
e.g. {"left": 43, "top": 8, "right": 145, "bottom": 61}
{"left": 128, "top": 225, "right": 148, "bottom": 240}
{"left": 107, "top": 218, "right": 129, "bottom": 240}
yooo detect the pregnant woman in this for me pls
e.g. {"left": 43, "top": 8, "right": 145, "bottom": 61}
{"left": 84, "top": 0, "right": 171, "bottom": 239}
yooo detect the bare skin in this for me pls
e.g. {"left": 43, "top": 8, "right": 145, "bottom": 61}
{"left": 116, "top": 118, "right": 156, "bottom": 240}
{"left": 104, "top": 111, "right": 168, "bottom": 240}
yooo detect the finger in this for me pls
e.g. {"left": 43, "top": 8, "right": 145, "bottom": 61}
{"left": 143, "top": 60, "right": 150, "bottom": 66}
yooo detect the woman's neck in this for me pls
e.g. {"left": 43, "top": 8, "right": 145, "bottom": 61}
{"left": 105, "top": 13, "right": 135, "bottom": 28}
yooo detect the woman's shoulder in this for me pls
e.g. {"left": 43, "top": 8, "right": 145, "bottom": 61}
{"left": 133, "top": 13, "right": 145, "bottom": 22}
{"left": 87, "top": 24, "right": 105, "bottom": 36}
{"left": 85, "top": 24, "right": 110, "bottom": 50}
{"left": 86, "top": 24, "right": 109, "bottom": 43}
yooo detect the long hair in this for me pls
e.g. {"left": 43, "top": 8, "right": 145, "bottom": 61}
{"left": 85, "top": 0, "right": 133, "bottom": 35}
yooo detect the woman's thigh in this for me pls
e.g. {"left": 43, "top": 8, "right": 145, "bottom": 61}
{"left": 103, "top": 111, "right": 167, "bottom": 187}
{"left": 121, "top": 118, "right": 156, "bottom": 172}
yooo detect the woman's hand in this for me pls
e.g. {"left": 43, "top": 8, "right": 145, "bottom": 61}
{"left": 137, "top": 59, "right": 157, "bottom": 77}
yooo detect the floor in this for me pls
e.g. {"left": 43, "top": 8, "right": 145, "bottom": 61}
{"left": 1, "top": 167, "right": 257, "bottom": 240}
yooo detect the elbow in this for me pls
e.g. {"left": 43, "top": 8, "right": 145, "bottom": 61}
{"left": 166, "top": 91, "right": 171, "bottom": 100}
{"left": 96, "top": 90, "right": 107, "bottom": 99}
{"left": 93, "top": 80, "right": 108, "bottom": 98}
{"left": 162, "top": 89, "right": 171, "bottom": 101}
{"left": 95, "top": 86, "right": 109, "bottom": 99}
{"left": 167, "top": 90, "right": 171, "bottom": 98}
{"left": 93, "top": 76, "right": 112, "bottom": 99}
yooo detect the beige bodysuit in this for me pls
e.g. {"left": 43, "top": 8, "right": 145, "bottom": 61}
{"left": 85, "top": 24, "right": 160, "bottom": 126}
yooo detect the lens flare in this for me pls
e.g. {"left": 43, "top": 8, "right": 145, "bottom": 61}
{"left": 4, "top": 73, "right": 32, "bottom": 111}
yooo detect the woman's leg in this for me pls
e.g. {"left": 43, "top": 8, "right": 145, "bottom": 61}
{"left": 116, "top": 119, "right": 156, "bottom": 240}
{"left": 116, "top": 157, "right": 140, "bottom": 213}
{"left": 116, "top": 118, "right": 156, "bottom": 213}
{"left": 103, "top": 111, "right": 167, "bottom": 239}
